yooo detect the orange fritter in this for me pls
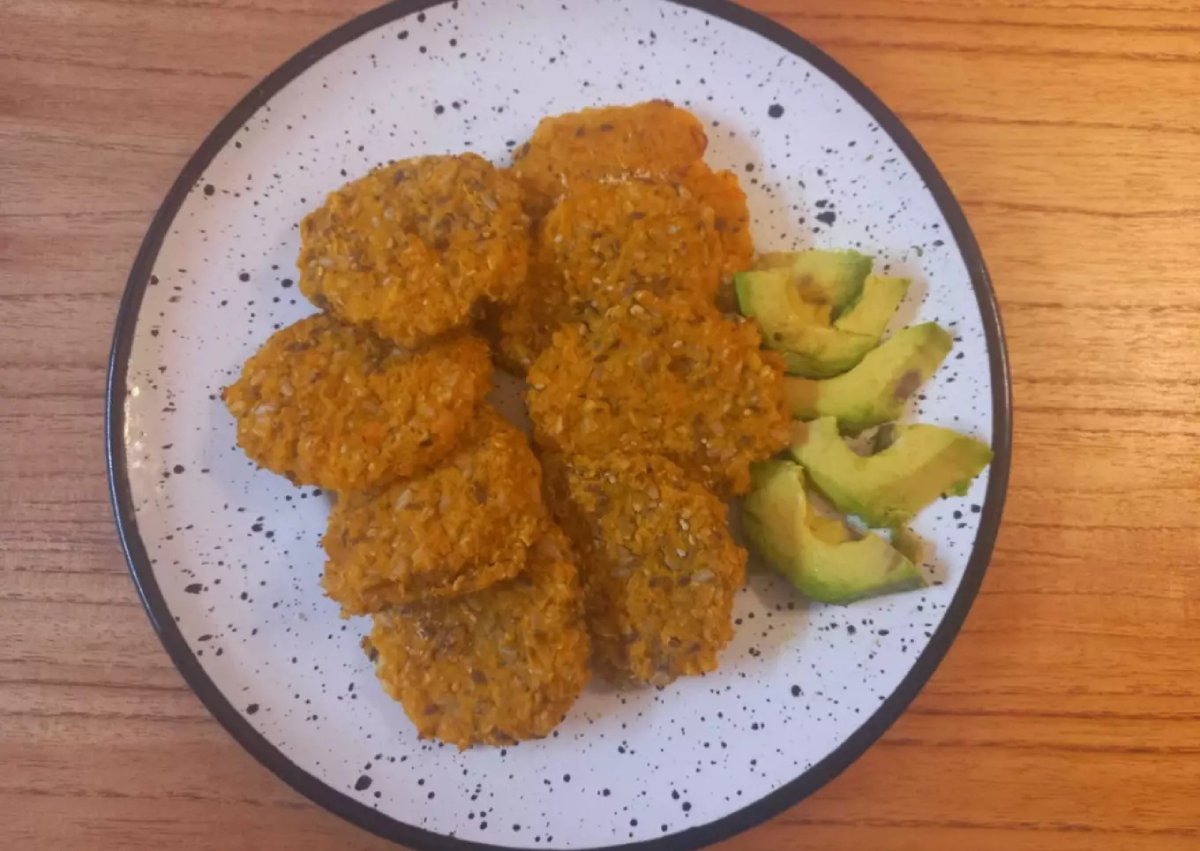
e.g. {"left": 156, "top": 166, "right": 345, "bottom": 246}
{"left": 366, "top": 526, "right": 590, "bottom": 749}
{"left": 298, "top": 153, "right": 529, "bottom": 347}
{"left": 489, "top": 283, "right": 573, "bottom": 376}
{"left": 680, "top": 162, "right": 755, "bottom": 284}
{"left": 527, "top": 293, "right": 791, "bottom": 496}
{"left": 495, "top": 177, "right": 724, "bottom": 372}
{"left": 221, "top": 314, "right": 491, "bottom": 493}
{"left": 542, "top": 452, "right": 746, "bottom": 686}
{"left": 510, "top": 100, "right": 708, "bottom": 217}
{"left": 536, "top": 178, "right": 724, "bottom": 301}
{"left": 321, "top": 409, "right": 546, "bottom": 615}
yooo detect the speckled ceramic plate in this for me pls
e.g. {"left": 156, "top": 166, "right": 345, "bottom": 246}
{"left": 106, "top": 1, "right": 1011, "bottom": 849}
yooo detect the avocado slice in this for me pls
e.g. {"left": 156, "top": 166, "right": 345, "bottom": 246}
{"left": 743, "top": 461, "right": 926, "bottom": 605}
{"left": 785, "top": 323, "right": 953, "bottom": 433}
{"left": 834, "top": 275, "right": 911, "bottom": 337}
{"left": 789, "top": 417, "right": 993, "bottom": 527}
{"left": 736, "top": 253, "right": 910, "bottom": 378}
{"left": 751, "top": 249, "right": 873, "bottom": 313}
{"left": 773, "top": 329, "right": 875, "bottom": 378}
{"left": 888, "top": 524, "right": 925, "bottom": 565}
{"left": 773, "top": 275, "right": 910, "bottom": 377}
{"left": 735, "top": 267, "right": 832, "bottom": 330}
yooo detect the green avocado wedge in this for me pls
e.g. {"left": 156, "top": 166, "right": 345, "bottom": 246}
{"left": 735, "top": 267, "right": 832, "bottom": 331}
{"left": 751, "top": 248, "right": 873, "bottom": 314}
{"left": 834, "top": 274, "right": 911, "bottom": 338}
{"left": 742, "top": 461, "right": 926, "bottom": 605}
{"left": 737, "top": 272, "right": 911, "bottom": 378}
{"left": 778, "top": 275, "right": 910, "bottom": 377}
{"left": 774, "top": 328, "right": 876, "bottom": 378}
{"left": 784, "top": 323, "right": 953, "bottom": 433}
{"left": 789, "top": 417, "right": 993, "bottom": 527}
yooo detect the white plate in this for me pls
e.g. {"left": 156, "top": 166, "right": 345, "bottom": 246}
{"left": 107, "top": 1, "right": 1011, "bottom": 849}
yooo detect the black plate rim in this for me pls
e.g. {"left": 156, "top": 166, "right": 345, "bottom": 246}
{"left": 105, "top": 2, "right": 1013, "bottom": 849}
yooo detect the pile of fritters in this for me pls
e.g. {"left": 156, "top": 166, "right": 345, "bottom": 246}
{"left": 222, "top": 101, "right": 789, "bottom": 748}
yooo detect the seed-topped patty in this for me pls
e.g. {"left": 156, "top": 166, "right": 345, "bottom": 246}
{"left": 496, "top": 177, "right": 724, "bottom": 373}
{"left": 542, "top": 452, "right": 746, "bottom": 686}
{"left": 366, "top": 526, "right": 590, "bottom": 749}
{"left": 299, "top": 153, "right": 530, "bottom": 347}
{"left": 322, "top": 408, "right": 546, "bottom": 615}
{"left": 527, "top": 292, "right": 790, "bottom": 496}
{"left": 679, "top": 162, "right": 755, "bottom": 287}
{"left": 221, "top": 314, "right": 491, "bottom": 493}
{"left": 510, "top": 99, "right": 708, "bottom": 218}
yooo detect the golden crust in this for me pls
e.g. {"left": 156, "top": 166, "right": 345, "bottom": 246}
{"left": 534, "top": 178, "right": 723, "bottom": 301}
{"left": 366, "top": 526, "right": 590, "bottom": 749}
{"left": 496, "top": 177, "right": 724, "bottom": 373}
{"left": 321, "top": 409, "right": 546, "bottom": 615}
{"left": 542, "top": 452, "right": 745, "bottom": 686}
{"left": 489, "top": 280, "right": 575, "bottom": 376}
{"left": 510, "top": 100, "right": 708, "bottom": 217}
{"left": 298, "top": 154, "right": 530, "bottom": 347}
{"left": 680, "top": 162, "right": 755, "bottom": 284}
{"left": 221, "top": 314, "right": 491, "bottom": 492}
{"left": 527, "top": 293, "right": 791, "bottom": 496}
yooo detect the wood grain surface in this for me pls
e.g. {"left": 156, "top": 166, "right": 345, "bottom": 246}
{"left": 2, "top": 0, "right": 1199, "bottom": 848}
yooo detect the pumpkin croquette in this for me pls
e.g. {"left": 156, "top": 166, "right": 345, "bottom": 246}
{"left": 527, "top": 292, "right": 790, "bottom": 496}
{"left": 510, "top": 99, "right": 708, "bottom": 218}
{"left": 495, "top": 176, "right": 725, "bottom": 373}
{"left": 321, "top": 409, "right": 546, "bottom": 615}
{"left": 542, "top": 452, "right": 745, "bottom": 686}
{"left": 298, "top": 153, "right": 530, "bottom": 347}
{"left": 365, "top": 526, "right": 590, "bottom": 748}
{"left": 221, "top": 314, "right": 491, "bottom": 493}
{"left": 679, "top": 162, "right": 755, "bottom": 285}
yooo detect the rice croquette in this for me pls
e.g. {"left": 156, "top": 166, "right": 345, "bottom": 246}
{"left": 527, "top": 292, "right": 791, "bottom": 496}
{"left": 321, "top": 409, "right": 546, "bottom": 615}
{"left": 221, "top": 314, "right": 491, "bottom": 493}
{"left": 495, "top": 177, "right": 724, "bottom": 373}
{"left": 510, "top": 100, "right": 708, "bottom": 217}
{"left": 298, "top": 153, "right": 529, "bottom": 347}
{"left": 366, "top": 526, "right": 590, "bottom": 749}
{"left": 542, "top": 452, "right": 746, "bottom": 686}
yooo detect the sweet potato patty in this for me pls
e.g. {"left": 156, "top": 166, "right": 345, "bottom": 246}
{"left": 495, "top": 177, "right": 725, "bottom": 372}
{"left": 366, "top": 526, "right": 590, "bottom": 749}
{"left": 679, "top": 162, "right": 754, "bottom": 284}
{"left": 298, "top": 153, "right": 529, "bottom": 347}
{"left": 542, "top": 452, "right": 745, "bottom": 686}
{"left": 321, "top": 409, "right": 546, "bottom": 615}
{"left": 527, "top": 292, "right": 790, "bottom": 495}
{"left": 221, "top": 314, "right": 491, "bottom": 492}
{"left": 510, "top": 99, "right": 708, "bottom": 217}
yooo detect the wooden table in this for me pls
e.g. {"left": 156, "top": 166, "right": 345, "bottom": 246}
{"left": 3, "top": 0, "right": 1199, "bottom": 848}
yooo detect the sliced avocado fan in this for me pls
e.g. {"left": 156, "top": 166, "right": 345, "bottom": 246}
{"left": 742, "top": 461, "right": 926, "bottom": 605}
{"left": 789, "top": 417, "right": 993, "bottom": 528}
{"left": 785, "top": 322, "right": 953, "bottom": 433}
